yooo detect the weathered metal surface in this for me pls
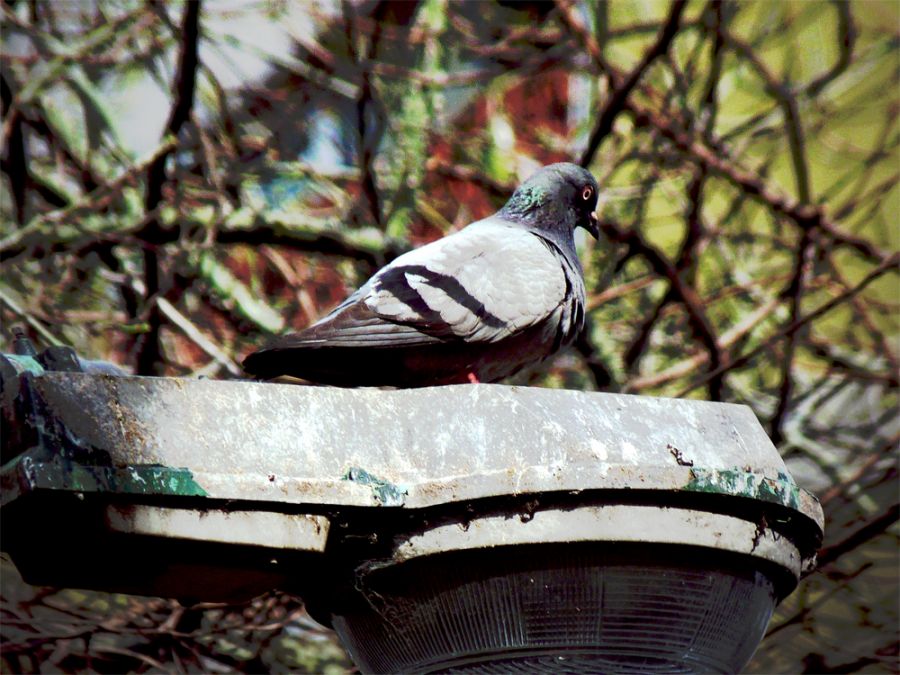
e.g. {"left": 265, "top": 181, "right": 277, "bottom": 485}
{"left": 0, "top": 365, "right": 828, "bottom": 617}
{"left": 21, "top": 373, "right": 824, "bottom": 531}
{"left": 394, "top": 505, "right": 803, "bottom": 577}
{"left": 105, "top": 505, "right": 329, "bottom": 551}
{"left": 1, "top": 369, "right": 826, "bottom": 588}
{"left": 342, "top": 467, "right": 409, "bottom": 506}
{"left": 685, "top": 468, "right": 824, "bottom": 521}
{"left": 2, "top": 353, "right": 44, "bottom": 376}
{"left": 1, "top": 455, "right": 207, "bottom": 507}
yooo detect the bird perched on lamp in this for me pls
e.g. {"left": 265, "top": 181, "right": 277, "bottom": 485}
{"left": 243, "top": 162, "right": 600, "bottom": 387}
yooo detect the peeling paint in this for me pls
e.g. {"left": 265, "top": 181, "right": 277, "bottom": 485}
{"left": 686, "top": 468, "right": 802, "bottom": 510}
{"left": 342, "top": 467, "right": 408, "bottom": 506}
{"left": 1, "top": 454, "right": 207, "bottom": 505}
{"left": 4, "top": 354, "right": 44, "bottom": 375}
{"left": 6, "top": 372, "right": 823, "bottom": 531}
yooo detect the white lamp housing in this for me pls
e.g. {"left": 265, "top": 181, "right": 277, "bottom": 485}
{"left": 0, "top": 366, "right": 823, "bottom": 674}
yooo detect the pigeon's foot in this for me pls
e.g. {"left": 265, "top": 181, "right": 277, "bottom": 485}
{"left": 467, "top": 372, "right": 480, "bottom": 384}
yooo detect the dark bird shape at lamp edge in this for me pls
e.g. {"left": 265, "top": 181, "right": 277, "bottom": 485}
{"left": 242, "top": 162, "right": 600, "bottom": 388}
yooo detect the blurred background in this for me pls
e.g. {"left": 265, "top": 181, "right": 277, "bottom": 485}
{"left": 1, "top": 0, "right": 897, "bottom": 672}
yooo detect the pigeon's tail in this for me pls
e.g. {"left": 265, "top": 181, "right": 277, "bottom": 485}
{"left": 241, "top": 321, "right": 551, "bottom": 387}
{"left": 242, "top": 347, "right": 376, "bottom": 385}
{"left": 242, "top": 302, "right": 451, "bottom": 386}
{"left": 241, "top": 349, "right": 294, "bottom": 381}
{"left": 242, "top": 346, "right": 342, "bottom": 384}
{"left": 242, "top": 343, "right": 472, "bottom": 388}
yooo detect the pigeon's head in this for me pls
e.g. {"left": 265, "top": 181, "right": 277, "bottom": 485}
{"left": 499, "top": 163, "right": 600, "bottom": 240}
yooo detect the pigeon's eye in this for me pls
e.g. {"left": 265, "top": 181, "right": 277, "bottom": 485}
{"left": 582, "top": 186, "right": 594, "bottom": 201}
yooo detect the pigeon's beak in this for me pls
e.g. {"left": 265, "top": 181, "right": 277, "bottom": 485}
{"left": 583, "top": 211, "right": 600, "bottom": 239}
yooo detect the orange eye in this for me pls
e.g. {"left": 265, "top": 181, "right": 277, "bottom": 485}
{"left": 582, "top": 186, "right": 594, "bottom": 201}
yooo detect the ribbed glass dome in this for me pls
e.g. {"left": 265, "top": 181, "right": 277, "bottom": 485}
{"left": 331, "top": 543, "right": 783, "bottom": 674}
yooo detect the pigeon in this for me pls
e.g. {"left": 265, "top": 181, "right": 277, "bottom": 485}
{"left": 243, "top": 162, "right": 600, "bottom": 387}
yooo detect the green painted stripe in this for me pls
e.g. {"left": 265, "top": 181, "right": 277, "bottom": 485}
{"left": 3, "top": 455, "right": 207, "bottom": 502}
{"left": 685, "top": 468, "right": 803, "bottom": 510}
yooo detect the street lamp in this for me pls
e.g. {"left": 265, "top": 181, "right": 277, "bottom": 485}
{"left": 0, "top": 347, "right": 823, "bottom": 673}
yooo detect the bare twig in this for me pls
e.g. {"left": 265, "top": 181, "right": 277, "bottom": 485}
{"left": 818, "top": 435, "right": 899, "bottom": 507}
{"left": 134, "top": 0, "right": 202, "bottom": 375}
{"left": 816, "top": 503, "right": 900, "bottom": 567}
{"left": 676, "top": 253, "right": 900, "bottom": 396}
{"left": 557, "top": 0, "right": 688, "bottom": 167}
{"left": 625, "top": 101, "right": 892, "bottom": 265}
{"left": 156, "top": 297, "right": 241, "bottom": 377}
{"left": 599, "top": 218, "right": 727, "bottom": 398}
{"left": 626, "top": 296, "right": 780, "bottom": 392}
{"left": 0, "top": 287, "right": 64, "bottom": 347}
{"left": 0, "top": 140, "right": 176, "bottom": 260}
{"left": 769, "top": 227, "right": 815, "bottom": 446}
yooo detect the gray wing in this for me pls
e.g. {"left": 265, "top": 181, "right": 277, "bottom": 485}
{"left": 259, "top": 218, "right": 572, "bottom": 351}
{"left": 363, "top": 218, "right": 569, "bottom": 343}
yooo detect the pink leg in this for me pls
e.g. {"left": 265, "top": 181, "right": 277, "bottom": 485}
{"left": 467, "top": 372, "right": 480, "bottom": 384}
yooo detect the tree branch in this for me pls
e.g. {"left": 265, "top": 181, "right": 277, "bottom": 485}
{"left": 134, "top": 0, "right": 201, "bottom": 376}
{"left": 558, "top": 0, "right": 688, "bottom": 167}
{"left": 816, "top": 503, "right": 900, "bottom": 567}
{"left": 600, "top": 218, "right": 727, "bottom": 399}
{"left": 625, "top": 101, "right": 892, "bottom": 265}
{"left": 676, "top": 253, "right": 900, "bottom": 396}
